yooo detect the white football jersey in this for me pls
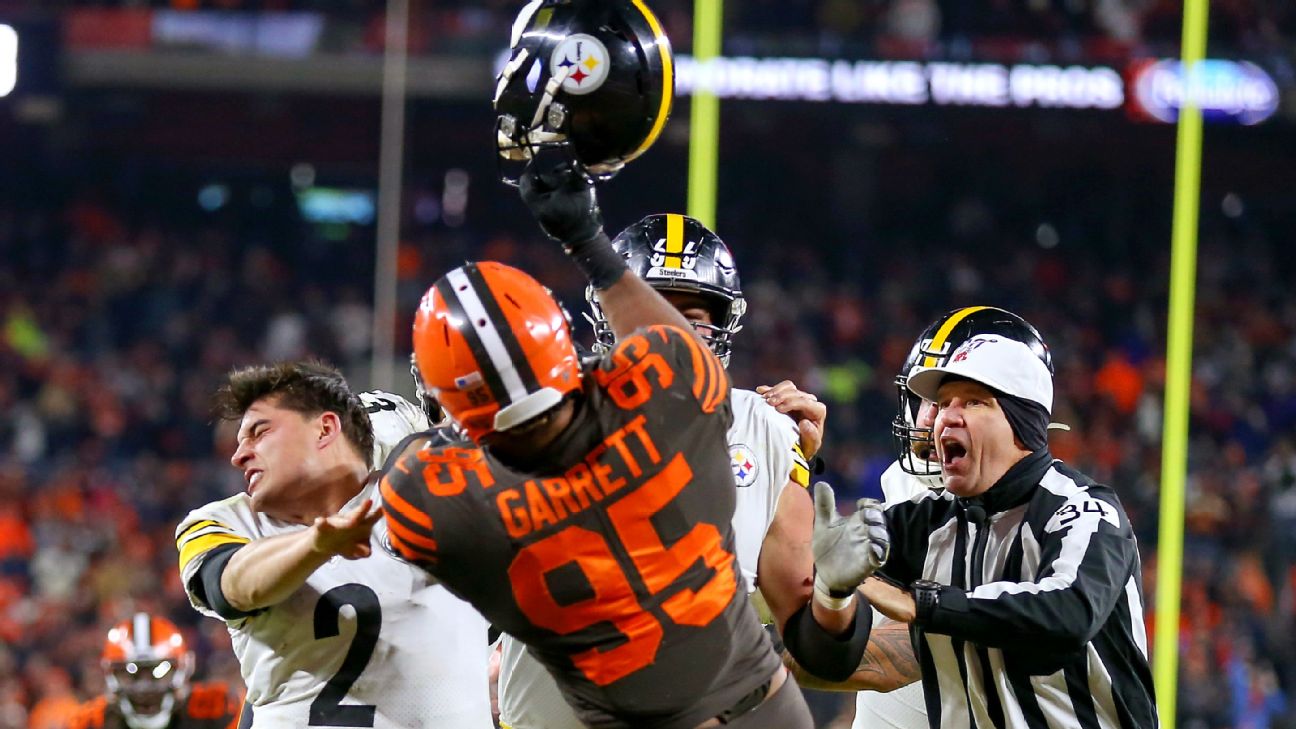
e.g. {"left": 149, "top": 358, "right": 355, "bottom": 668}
{"left": 359, "top": 390, "right": 431, "bottom": 468}
{"left": 852, "top": 461, "right": 937, "bottom": 729}
{"left": 497, "top": 388, "right": 809, "bottom": 729}
{"left": 176, "top": 392, "right": 492, "bottom": 729}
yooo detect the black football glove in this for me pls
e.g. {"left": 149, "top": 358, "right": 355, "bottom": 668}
{"left": 518, "top": 151, "right": 604, "bottom": 248}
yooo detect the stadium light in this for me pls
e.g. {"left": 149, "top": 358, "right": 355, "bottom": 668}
{"left": 0, "top": 24, "right": 18, "bottom": 97}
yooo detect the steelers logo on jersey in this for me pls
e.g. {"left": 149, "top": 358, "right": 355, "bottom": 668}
{"left": 730, "top": 444, "right": 758, "bottom": 487}
{"left": 550, "top": 34, "right": 610, "bottom": 95}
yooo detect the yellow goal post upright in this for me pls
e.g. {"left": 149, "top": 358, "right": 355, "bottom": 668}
{"left": 686, "top": 0, "right": 723, "bottom": 230}
{"left": 1155, "top": 0, "right": 1211, "bottom": 726}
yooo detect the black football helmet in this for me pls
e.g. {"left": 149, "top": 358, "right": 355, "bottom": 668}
{"left": 494, "top": 0, "right": 674, "bottom": 184}
{"left": 894, "top": 306, "right": 1053, "bottom": 476}
{"left": 587, "top": 214, "right": 746, "bottom": 366}
{"left": 409, "top": 352, "right": 443, "bottom": 425}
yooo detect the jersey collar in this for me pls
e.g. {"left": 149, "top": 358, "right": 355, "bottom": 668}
{"left": 961, "top": 448, "right": 1053, "bottom": 516}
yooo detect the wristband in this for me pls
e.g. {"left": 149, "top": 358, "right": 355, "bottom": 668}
{"left": 814, "top": 589, "right": 853, "bottom": 612}
{"left": 813, "top": 575, "right": 855, "bottom": 610}
{"left": 563, "top": 230, "right": 627, "bottom": 290}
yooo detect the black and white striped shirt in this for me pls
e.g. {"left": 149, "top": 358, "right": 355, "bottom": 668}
{"left": 878, "top": 450, "right": 1158, "bottom": 729}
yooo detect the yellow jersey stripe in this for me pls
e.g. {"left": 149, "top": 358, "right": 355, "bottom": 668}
{"left": 178, "top": 533, "right": 250, "bottom": 572}
{"left": 920, "top": 306, "right": 991, "bottom": 368}
{"left": 790, "top": 442, "right": 811, "bottom": 487}
{"left": 790, "top": 463, "right": 811, "bottom": 488}
{"left": 176, "top": 519, "right": 228, "bottom": 544}
{"left": 626, "top": 0, "right": 673, "bottom": 162}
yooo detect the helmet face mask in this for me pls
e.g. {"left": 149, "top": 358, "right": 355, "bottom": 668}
{"left": 893, "top": 373, "right": 939, "bottom": 477}
{"left": 587, "top": 214, "right": 746, "bottom": 367}
{"left": 893, "top": 307, "right": 1054, "bottom": 477}
{"left": 102, "top": 614, "right": 194, "bottom": 729}
{"left": 409, "top": 353, "right": 443, "bottom": 425}
{"left": 494, "top": 0, "right": 674, "bottom": 185}
{"left": 108, "top": 660, "right": 179, "bottom": 725}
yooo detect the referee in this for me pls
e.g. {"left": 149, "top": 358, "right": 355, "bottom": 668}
{"left": 863, "top": 332, "right": 1158, "bottom": 729}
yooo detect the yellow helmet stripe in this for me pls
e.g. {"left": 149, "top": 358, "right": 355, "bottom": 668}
{"left": 664, "top": 213, "right": 685, "bottom": 268}
{"left": 626, "top": 0, "right": 673, "bottom": 163}
{"left": 920, "top": 306, "right": 992, "bottom": 368}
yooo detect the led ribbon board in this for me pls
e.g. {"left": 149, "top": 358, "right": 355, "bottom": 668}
{"left": 674, "top": 56, "right": 1125, "bottom": 110}
{"left": 1129, "top": 59, "right": 1278, "bottom": 125}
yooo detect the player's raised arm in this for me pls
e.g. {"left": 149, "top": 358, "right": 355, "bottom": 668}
{"left": 517, "top": 153, "right": 694, "bottom": 339}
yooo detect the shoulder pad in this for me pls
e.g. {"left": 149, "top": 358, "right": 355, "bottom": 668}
{"left": 378, "top": 425, "right": 467, "bottom": 475}
{"left": 68, "top": 697, "right": 108, "bottom": 729}
{"left": 185, "top": 681, "right": 240, "bottom": 721}
{"left": 362, "top": 391, "right": 433, "bottom": 467}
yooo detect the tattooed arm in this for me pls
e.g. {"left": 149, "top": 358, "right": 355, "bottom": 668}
{"left": 782, "top": 619, "right": 922, "bottom": 692}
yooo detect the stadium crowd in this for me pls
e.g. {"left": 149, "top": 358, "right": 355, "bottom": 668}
{"left": 0, "top": 152, "right": 1292, "bottom": 728}
{"left": 30, "top": 0, "right": 1296, "bottom": 58}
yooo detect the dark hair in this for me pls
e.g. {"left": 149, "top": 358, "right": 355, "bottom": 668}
{"left": 214, "top": 360, "right": 374, "bottom": 467}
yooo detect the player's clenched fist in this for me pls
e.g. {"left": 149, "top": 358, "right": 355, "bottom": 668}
{"left": 310, "top": 498, "right": 381, "bottom": 559}
{"left": 518, "top": 151, "right": 604, "bottom": 247}
{"left": 811, "top": 483, "right": 890, "bottom": 607}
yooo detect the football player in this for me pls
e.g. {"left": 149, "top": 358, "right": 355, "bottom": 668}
{"left": 174, "top": 376, "right": 492, "bottom": 728}
{"left": 67, "top": 613, "right": 241, "bottom": 729}
{"left": 495, "top": 214, "right": 826, "bottom": 729}
{"left": 380, "top": 157, "right": 889, "bottom": 727}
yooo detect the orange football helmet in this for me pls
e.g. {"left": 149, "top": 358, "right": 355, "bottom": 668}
{"left": 414, "top": 262, "right": 582, "bottom": 441}
{"left": 102, "top": 613, "right": 195, "bottom": 729}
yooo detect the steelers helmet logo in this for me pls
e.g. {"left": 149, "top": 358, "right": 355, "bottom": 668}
{"left": 550, "top": 34, "right": 610, "bottom": 95}
{"left": 730, "top": 444, "right": 758, "bottom": 488}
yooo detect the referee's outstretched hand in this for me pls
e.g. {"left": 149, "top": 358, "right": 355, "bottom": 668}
{"left": 812, "top": 483, "right": 890, "bottom": 601}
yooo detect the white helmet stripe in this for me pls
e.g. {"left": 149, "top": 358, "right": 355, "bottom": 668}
{"left": 133, "top": 612, "right": 151, "bottom": 656}
{"left": 445, "top": 267, "right": 530, "bottom": 404}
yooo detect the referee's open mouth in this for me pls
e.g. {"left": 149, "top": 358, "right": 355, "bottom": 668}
{"left": 940, "top": 435, "right": 969, "bottom": 472}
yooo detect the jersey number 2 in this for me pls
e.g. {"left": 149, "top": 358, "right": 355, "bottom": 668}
{"left": 508, "top": 453, "right": 735, "bottom": 687}
{"left": 309, "top": 584, "right": 381, "bottom": 727}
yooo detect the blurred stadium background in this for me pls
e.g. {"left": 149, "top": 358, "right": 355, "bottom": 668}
{"left": 0, "top": 1, "right": 1294, "bottom": 727}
